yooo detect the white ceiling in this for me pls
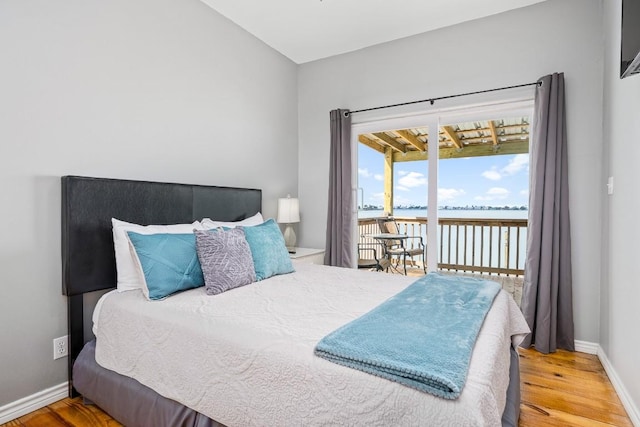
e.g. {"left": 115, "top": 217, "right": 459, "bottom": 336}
{"left": 200, "top": 0, "right": 548, "bottom": 64}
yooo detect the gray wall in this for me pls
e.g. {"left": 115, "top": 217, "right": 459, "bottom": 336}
{"left": 298, "top": 0, "right": 604, "bottom": 344}
{"left": 0, "top": 0, "right": 297, "bottom": 406}
{"left": 602, "top": 0, "right": 640, "bottom": 415}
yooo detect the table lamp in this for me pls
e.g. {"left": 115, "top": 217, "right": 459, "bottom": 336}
{"left": 277, "top": 194, "right": 300, "bottom": 253}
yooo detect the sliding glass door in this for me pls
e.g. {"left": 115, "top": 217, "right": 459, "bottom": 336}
{"left": 353, "top": 99, "right": 533, "bottom": 274}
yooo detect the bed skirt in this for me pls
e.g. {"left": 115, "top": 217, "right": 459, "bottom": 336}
{"left": 74, "top": 339, "right": 520, "bottom": 427}
{"left": 73, "top": 340, "right": 225, "bottom": 427}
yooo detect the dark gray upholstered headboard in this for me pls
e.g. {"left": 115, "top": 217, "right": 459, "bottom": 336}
{"left": 61, "top": 175, "right": 262, "bottom": 396}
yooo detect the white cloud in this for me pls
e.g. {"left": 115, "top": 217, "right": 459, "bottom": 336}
{"left": 482, "top": 169, "right": 502, "bottom": 181}
{"left": 481, "top": 154, "right": 530, "bottom": 181}
{"left": 396, "top": 186, "right": 410, "bottom": 192}
{"left": 519, "top": 189, "right": 529, "bottom": 197}
{"left": 438, "top": 188, "right": 466, "bottom": 201}
{"left": 374, "top": 174, "right": 383, "bottom": 181}
{"left": 358, "top": 168, "right": 372, "bottom": 178}
{"left": 398, "top": 170, "right": 409, "bottom": 176}
{"left": 398, "top": 171, "right": 427, "bottom": 188}
{"left": 502, "top": 154, "right": 529, "bottom": 176}
{"left": 475, "top": 187, "right": 510, "bottom": 201}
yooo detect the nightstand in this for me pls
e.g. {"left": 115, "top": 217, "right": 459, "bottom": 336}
{"left": 289, "top": 247, "right": 325, "bottom": 265}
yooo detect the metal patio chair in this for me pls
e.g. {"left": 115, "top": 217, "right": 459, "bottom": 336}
{"left": 357, "top": 243, "right": 390, "bottom": 272}
{"left": 375, "top": 217, "right": 426, "bottom": 275}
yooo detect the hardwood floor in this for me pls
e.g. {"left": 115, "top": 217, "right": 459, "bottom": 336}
{"left": 2, "top": 348, "right": 632, "bottom": 427}
{"left": 519, "top": 348, "right": 632, "bottom": 426}
{"left": 2, "top": 398, "right": 122, "bottom": 427}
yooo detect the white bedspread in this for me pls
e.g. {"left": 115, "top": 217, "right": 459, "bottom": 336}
{"left": 94, "top": 263, "right": 530, "bottom": 426}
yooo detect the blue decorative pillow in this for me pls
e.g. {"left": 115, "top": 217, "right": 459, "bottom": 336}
{"left": 241, "top": 219, "right": 294, "bottom": 281}
{"left": 127, "top": 232, "right": 204, "bottom": 300}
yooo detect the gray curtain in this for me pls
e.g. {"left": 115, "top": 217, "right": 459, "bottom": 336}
{"left": 324, "top": 109, "right": 354, "bottom": 268}
{"left": 520, "top": 73, "right": 574, "bottom": 353}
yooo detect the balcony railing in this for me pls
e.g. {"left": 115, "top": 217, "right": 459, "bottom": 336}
{"left": 358, "top": 216, "right": 527, "bottom": 276}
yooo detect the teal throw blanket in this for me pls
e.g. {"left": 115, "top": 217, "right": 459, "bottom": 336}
{"left": 314, "top": 272, "right": 501, "bottom": 399}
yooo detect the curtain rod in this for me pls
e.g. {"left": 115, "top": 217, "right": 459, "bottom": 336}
{"left": 345, "top": 80, "right": 541, "bottom": 117}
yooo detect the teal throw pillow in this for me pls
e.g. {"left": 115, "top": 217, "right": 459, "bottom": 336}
{"left": 127, "top": 232, "right": 204, "bottom": 300}
{"left": 241, "top": 219, "right": 294, "bottom": 281}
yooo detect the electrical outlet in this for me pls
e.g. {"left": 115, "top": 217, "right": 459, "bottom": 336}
{"left": 53, "top": 335, "right": 68, "bottom": 360}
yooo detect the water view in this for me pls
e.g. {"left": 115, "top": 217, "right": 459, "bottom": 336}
{"left": 359, "top": 208, "right": 528, "bottom": 220}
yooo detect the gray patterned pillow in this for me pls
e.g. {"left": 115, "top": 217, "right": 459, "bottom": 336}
{"left": 194, "top": 228, "right": 256, "bottom": 295}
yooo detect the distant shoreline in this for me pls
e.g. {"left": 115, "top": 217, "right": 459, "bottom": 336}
{"left": 359, "top": 206, "right": 528, "bottom": 211}
{"left": 358, "top": 208, "right": 528, "bottom": 220}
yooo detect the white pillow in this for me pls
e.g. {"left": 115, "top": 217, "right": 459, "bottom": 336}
{"left": 201, "top": 212, "right": 264, "bottom": 229}
{"left": 112, "top": 218, "right": 203, "bottom": 292}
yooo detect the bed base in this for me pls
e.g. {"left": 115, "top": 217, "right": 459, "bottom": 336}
{"left": 74, "top": 339, "right": 520, "bottom": 427}
{"left": 74, "top": 340, "right": 225, "bottom": 427}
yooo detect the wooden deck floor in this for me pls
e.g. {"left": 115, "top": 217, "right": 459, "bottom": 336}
{"left": 2, "top": 348, "right": 632, "bottom": 427}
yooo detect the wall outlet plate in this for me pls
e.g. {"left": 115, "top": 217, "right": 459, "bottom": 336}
{"left": 53, "top": 335, "right": 68, "bottom": 360}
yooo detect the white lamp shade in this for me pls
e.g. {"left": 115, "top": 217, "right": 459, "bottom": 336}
{"left": 277, "top": 197, "right": 300, "bottom": 223}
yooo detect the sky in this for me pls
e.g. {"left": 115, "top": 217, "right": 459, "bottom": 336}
{"left": 357, "top": 145, "right": 530, "bottom": 208}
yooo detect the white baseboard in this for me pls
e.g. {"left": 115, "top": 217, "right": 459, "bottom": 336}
{"left": 574, "top": 339, "right": 599, "bottom": 354}
{"left": 597, "top": 346, "right": 640, "bottom": 426}
{"left": 0, "top": 382, "right": 68, "bottom": 424}
{"left": 576, "top": 340, "right": 639, "bottom": 425}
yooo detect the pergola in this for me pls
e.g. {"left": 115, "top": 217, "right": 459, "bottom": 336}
{"left": 358, "top": 117, "right": 530, "bottom": 213}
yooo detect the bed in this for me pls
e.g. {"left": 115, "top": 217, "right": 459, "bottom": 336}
{"left": 61, "top": 175, "right": 530, "bottom": 427}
